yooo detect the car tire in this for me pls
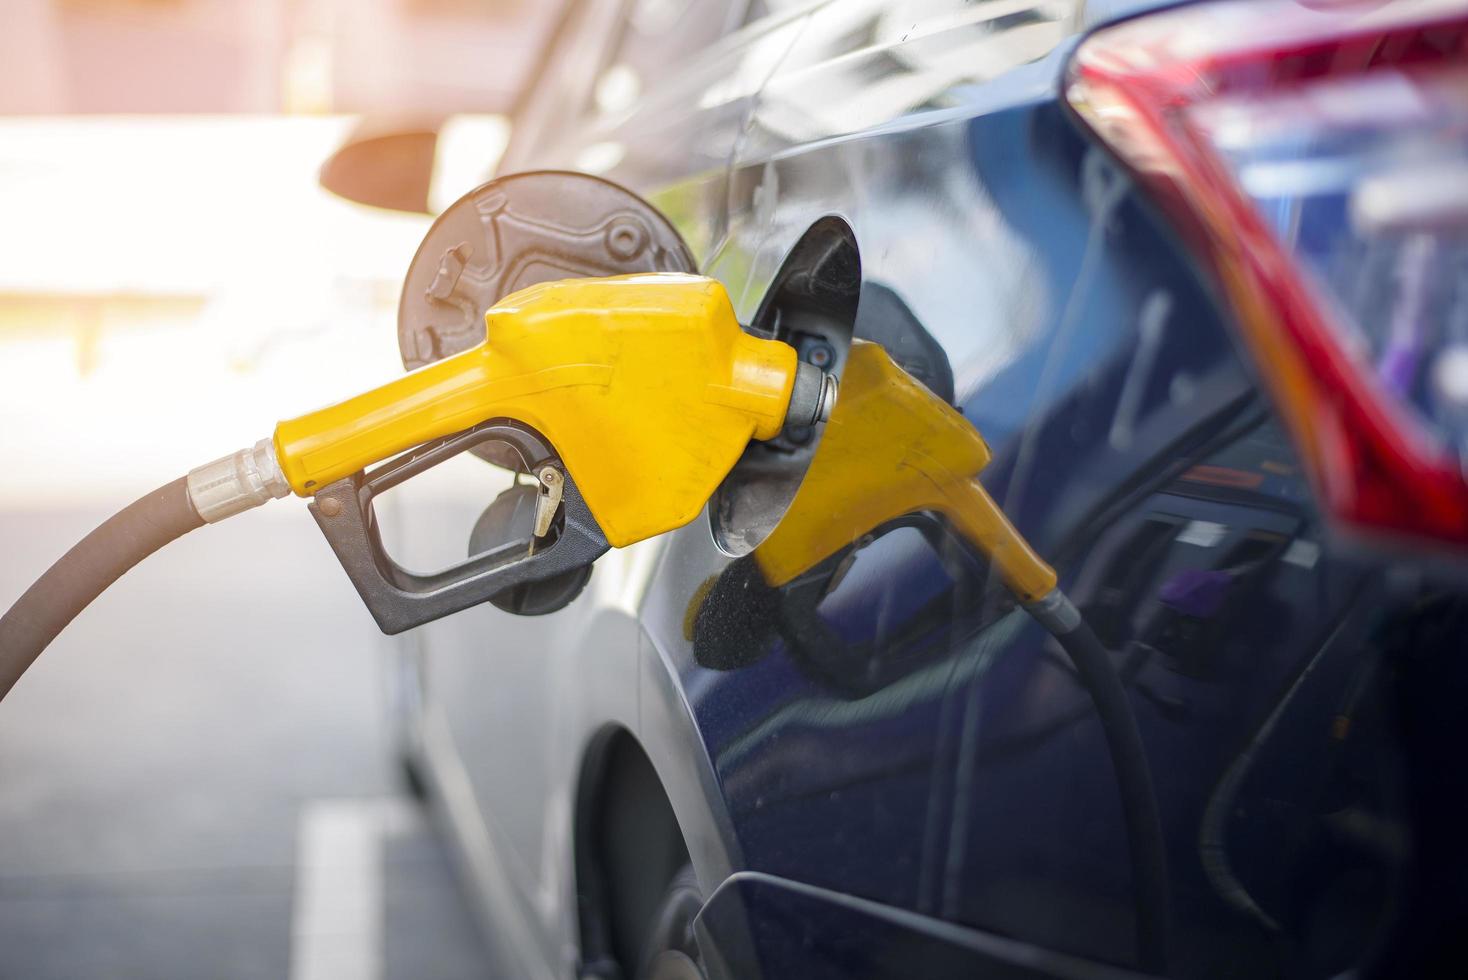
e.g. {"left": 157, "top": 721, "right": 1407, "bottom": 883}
{"left": 636, "top": 864, "right": 705, "bottom": 980}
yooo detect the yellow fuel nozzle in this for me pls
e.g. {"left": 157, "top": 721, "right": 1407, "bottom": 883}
{"left": 272, "top": 273, "right": 827, "bottom": 548}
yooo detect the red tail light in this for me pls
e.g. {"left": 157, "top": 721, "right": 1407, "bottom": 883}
{"left": 1067, "top": 0, "right": 1468, "bottom": 549}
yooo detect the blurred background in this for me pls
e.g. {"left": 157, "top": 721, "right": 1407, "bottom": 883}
{"left": 0, "top": 1, "right": 559, "bottom": 976}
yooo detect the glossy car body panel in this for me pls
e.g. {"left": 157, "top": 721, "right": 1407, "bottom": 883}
{"left": 400, "top": 1, "right": 1468, "bottom": 977}
{"left": 696, "top": 872, "right": 1152, "bottom": 979}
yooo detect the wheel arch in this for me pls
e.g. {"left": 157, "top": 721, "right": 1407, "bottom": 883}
{"left": 573, "top": 725, "right": 693, "bottom": 978}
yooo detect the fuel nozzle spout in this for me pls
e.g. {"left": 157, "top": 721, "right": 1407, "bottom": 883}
{"left": 786, "top": 361, "right": 839, "bottom": 429}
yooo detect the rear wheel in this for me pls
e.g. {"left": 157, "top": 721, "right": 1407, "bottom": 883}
{"left": 577, "top": 733, "right": 703, "bottom": 979}
{"left": 637, "top": 865, "right": 705, "bottom": 980}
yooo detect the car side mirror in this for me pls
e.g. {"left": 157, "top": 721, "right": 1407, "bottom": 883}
{"left": 318, "top": 118, "right": 443, "bottom": 215}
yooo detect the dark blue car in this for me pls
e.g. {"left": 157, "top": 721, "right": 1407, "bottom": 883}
{"left": 382, "top": 0, "right": 1468, "bottom": 976}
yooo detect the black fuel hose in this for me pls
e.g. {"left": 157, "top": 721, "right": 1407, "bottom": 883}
{"left": 0, "top": 477, "right": 201, "bottom": 702}
{"left": 1049, "top": 611, "right": 1170, "bottom": 975}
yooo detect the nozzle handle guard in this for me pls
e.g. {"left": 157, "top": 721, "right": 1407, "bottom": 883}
{"left": 308, "top": 420, "right": 609, "bottom": 634}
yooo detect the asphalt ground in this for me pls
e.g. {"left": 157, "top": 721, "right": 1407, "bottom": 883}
{"left": 0, "top": 505, "right": 489, "bottom": 979}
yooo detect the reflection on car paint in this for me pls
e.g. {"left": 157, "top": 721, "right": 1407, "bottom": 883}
{"left": 692, "top": 340, "right": 1016, "bottom": 690}
{"left": 646, "top": 172, "right": 1411, "bottom": 966}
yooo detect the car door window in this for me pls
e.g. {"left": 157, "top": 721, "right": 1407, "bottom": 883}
{"left": 587, "top": 0, "right": 744, "bottom": 118}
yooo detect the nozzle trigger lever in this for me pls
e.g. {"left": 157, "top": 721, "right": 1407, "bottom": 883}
{"left": 307, "top": 420, "right": 610, "bottom": 634}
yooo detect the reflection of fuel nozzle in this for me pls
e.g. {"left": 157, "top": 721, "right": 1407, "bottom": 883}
{"left": 752, "top": 340, "right": 1055, "bottom": 603}
{"left": 702, "top": 342, "right": 1169, "bottom": 973}
{"left": 0, "top": 273, "right": 834, "bottom": 685}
